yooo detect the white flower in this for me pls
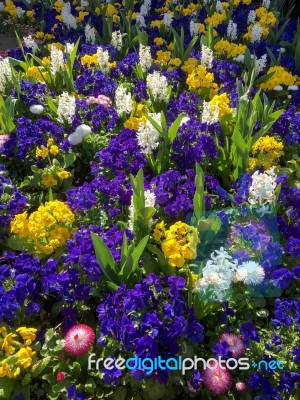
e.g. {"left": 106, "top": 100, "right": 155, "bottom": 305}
{"left": 75, "top": 124, "right": 92, "bottom": 138}
{"left": 201, "top": 45, "right": 213, "bottom": 69}
{"left": 24, "top": 35, "right": 38, "bottom": 53}
{"left": 179, "top": 116, "right": 190, "bottom": 127}
{"left": 139, "top": 45, "right": 152, "bottom": 72}
{"left": 57, "top": 92, "right": 76, "bottom": 124}
{"left": 254, "top": 54, "right": 267, "bottom": 75}
{"left": 279, "top": 47, "right": 286, "bottom": 53}
{"left": 251, "top": 23, "right": 263, "bottom": 44}
{"left": 68, "top": 132, "right": 82, "bottom": 145}
{"left": 227, "top": 20, "right": 238, "bottom": 41}
{"left": 50, "top": 45, "right": 64, "bottom": 75}
{"left": 111, "top": 30, "right": 123, "bottom": 51}
{"left": 136, "top": 113, "right": 161, "bottom": 155}
{"left": 0, "top": 58, "right": 12, "bottom": 92}
{"left": 190, "top": 21, "right": 199, "bottom": 37}
{"left": 163, "top": 13, "right": 173, "bottom": 30}
{"left": 288, "top": 85, "right": 298, "bottom": 91}
{"left": 81, "top": 0, "right": 88, "bottom": 6}
{"left": 128, "top": 189, "right": 156, "bottom": 230}
{"left": 234, "top": 261, "right": 265, "bottom": 285}
{"left": 234, "top": 54, "right": 245, "bottom": 63}
{"left": 85, "top": 24, "right": 96, "bottom": 44}
{"left": 16, "top": 7, "right": 25, "bottom": 18}
{"left": 273, "top": 85, "right": 283, "bottom": 91}
{"left": 136, "top": 14, "right": 146, "bottom": 28}
{"left": 61, "top": 2, "right": 77, "bottom": 29}
{"left": 65, "top": 43, "right": 75, "bottom": 54}
{"left": 140, "top": 0, "right": 151, "bottom": 16}
{"left": 216, "top": 1, "right": 223, "bottom": 12}
{"left": 262, "top": 0, "right": 270, "bottom": 9}
{"left": 30, "top": 104, "right": 44, "bottom": 114}
{"left": 146, "top": 71, "right": 168, "bottom": 102}
{"left": 248, "top": 10, "right": 256, "bottom": 24}
{"left": 202, "top": 101, "right": 219, "bottom": 124}
{"left": 0, "top": 3, "right": 4, "bottom": 12}
{"left": 97, "top": 47, "right": 110, "bottom": 73}
{"left": 115, "top": 85, "right": 133, "bottom": 115}
{"left": 248, "top": 168, "right": 277, "bottom": 206}
{"left": 256, "top": 203, "right": 272, "bottom": 217}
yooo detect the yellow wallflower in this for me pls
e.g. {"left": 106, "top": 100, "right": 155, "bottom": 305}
{"left": 49, "top": 145, "right": 59, "bottom": 155}
{"left": 16, "top": 327, "right": 37, "bottom": 346}
{"left": 41, "top": 175, "right": 58, "bottom": 187}
{"left": 156, "top": 50, "right": 171, "bottom": 66}
{"left": 186, "top": 65, "right": 218, "bottom": 99}
{"left": 58, "top": 170, "right": 72, "bottom": 180}
{"left": 10, "top": 212, "right": 29, "bottom": 238}
{"left": 209, "top": 93, "right": 234, "bottom": 119}
{"left": 260, "top": 66, "right": 298, "bottom": 90}
{"left": 150, "top": 20, "right": 162, "bottom": 29}
{"left": 205, "top": 11, "right": 226, "bottom": 27}
{"left": 249, "top": 136, "right": 284, "bottom": 170}
{"left": 36, "top": 146, "right": 48, "bottom": 159}
{"left": 214, "top": 39, "right": 247, "bottom": 58}
{"left": 154, "top": 37, "right": 165, "bottom": 46}
{"left": 17, "top": 347, "right": 36, "bottom": 369}
{"left": 124, "top": 116, "right": 147, "bottom": 131}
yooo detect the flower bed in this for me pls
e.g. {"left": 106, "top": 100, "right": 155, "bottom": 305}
{"left": 0, "top": 0, "right": 299, "bottom": 399}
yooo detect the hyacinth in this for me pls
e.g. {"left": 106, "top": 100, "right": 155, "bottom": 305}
{"left": 227, "top": 20, "right": 238, "bottom": 41}
{"left": 128, "top": 189, "right": 156, "bottom": 230}
{"left": 64, "top": 324, "right": 95, "bottom": 356}
{"left": 146, "top": 71, "right": 168, "bottom": 102}
{"left": 200, "top": 45, "right": 213, "bottom": 69}
{"left": 203, "top": 363, "right": 232, "bottom": 395}
{"left": 136, "top": 112, "right": 160, "bottom": 155}
{"left": 61, "top": 2, "right": 77, "bottom": 29}
{"left": 50, "top": 45, "right": 64, "bottom": 75}
{"left": 111, "top": 30, "right": 123, "bottom": 50}
{"left": 85, "top": 24, "right": 96, "bottom": 44}
{"left": 57, "top": 92, "right": 76, "bottom": 124}
{"left": 248, "top": 168, "right": 277, "bottom": 206}
{"left": 96, "top": 47, "right": 110, "bottom": 73}
{"left": 0, "top": 58, "right": 12, "bottom": 92}
{"left": 115, "top": 85, "right": 133, "bottom": 115}
{"left": 139, "top": 44, "right": 152, "bottom": 72}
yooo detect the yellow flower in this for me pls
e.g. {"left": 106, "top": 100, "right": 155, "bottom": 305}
{"left": 58, "top": 170, "right": 72, "bottom": 180}
{"left": 17, "top": 347, "right": 36, "bottom": 369}
{"left": 26, "top": 10, "right": 35, "bottom": 19}
{"left": 168, "top": 252, "right": 185, "bottom": 268}
{"left": 260, "top": 66, "right": 298, "bottom": 91}
{"left": 10, "top": 212, "right": 29, "bottom": 238}
{"left": 124, "top": 116, "right": 146, "bottom": 131}
{"left": 36, "top": 146, "right": 48, "bottom": 159}
{"left": 16, "top": 327, "right": 37, "bottom": 345}
{"left": 155, "top": 50, "right": 171, "bottom": 66}
{"left": 249, "top": 136, "right": 284, "bottom": 170}
{"left": 154, "top": 37, "right": 165, "bottom": 46}
{"left": 214, "top": 39, "right": 247, "bottom": 58}
{"left": 209, "top": 93, "right": 234, "bottom": 119}
{"left": 41, "top": 175, "right": 58, "bottom": 187}
{"left": 49, "top": 145, "right": 59, "bottom": 155}
{"left": 150, "top": 20, "right": 162, "bottom": 29}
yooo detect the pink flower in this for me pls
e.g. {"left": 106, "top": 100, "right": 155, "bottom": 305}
{"left": 64, "top": 324, "right": 95, "bottom": 356}
{"left": 236, "top": 382, "right": 247, "bottom": 391}
{"left": 56, "top": 372, "right": 67, "bottom": 382}
{"left": 219, "top": 333, "right": 245, "bottom": 357}
{"left": 203, "top": 363, "right": 232, "bottom": 395}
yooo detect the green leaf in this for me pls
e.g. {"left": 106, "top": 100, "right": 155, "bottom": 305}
{"left": 107, "top": 281, "right": 119, "bottom": 291}
{"left": 64, "top": 152, "right": 76, "bottom": 168}
{"left": 31, "top": 356, "right": 51, "bottom": 378}
{"left": 6, "top": 235, "right": 33, "bottom": 252}
{"left": 91, "top": 232, "right": 119, "bottom": 284}
{"left": 0, "top": 377, "right": 14, "bottom": 398}
{"left": 120, "top": 235, "right": 149, "bottom": 280}
{"left": 52, "top": 379, "right": 72, "bottom": 393}
{"left": 112, "top": 387, "right": 127, "bottom": 400}
{"left": 193, "top": 163, "right": 205, "bottom": 215}
{"left": 168, "top": 113, "right": 184, "bottom": 143}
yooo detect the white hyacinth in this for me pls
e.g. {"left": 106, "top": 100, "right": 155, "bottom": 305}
{"left": 140, "top": 0, "right": 151, "bottom": 16}
{"left": 248, "top": 168, "right": 277, "bottom": 206}
{"left": 0, "top": 58, "right": 12, "bottom": 93}
{"left": 139, "top": 45, "right": 152, "bottom": 72}
{"left": 254, "top": 54, "right": 267, "bottom": 75}
{"left": 251, "top": 23, "right": 263, "bottom": 44}
{"left": 0, "top": 3, "right": 4, "bottom": 12}
{"left": 146, "top": 71, "right": 168, "bottom": 102}
{"left": 190, "top": 21, "right": 199, "bottom": 37}
{"left": 16, "top": 7, "right": 25, "bottom": 18}
{"left": 234, "top": 261, "right": 265, "bottom": 285}
{"left": 65, "top": 43, "right": 75, "bottom": 54}
{"left": 57, "top": 92, "right": 76, "bottom": 124}
{"left": 136, "top": 14, "right": 146, "bottom": 28}
{"left": 24, "top": 35, "right": 38, "bottom": 53}
{"left": 97, "top": 47, "right": 110, "bottom": 73}
{"left": 111, "top": 30, "right": 123, "bottom": 51}
{"left": 137, "top": 113, "right": 161, "bottom": 155}
{"left": 85, "top": 24, "right": 96, "bottom": 44}
{"left": 50, "top": 45, "right": 64, "bottom": 75}
{"left": 128, "top": 189, "right": 156, "bottom": 230}
{"left": 202, "top": 101, "right": 219, "bottom": 124}
{"left": 30, "top": 104, "right": 44, "bottom": 114}
{"left": 61, "top": 2, "right": 77, "bottom": 30}
{"left": 227, "top": 20, "right": 238, "bottom": 41}
{"left": 248, "top": 10, "right": 256, "bottom": 24}
{"left": 115, "top": 85, "right": 133, "bottom": 115}
{"left": 262, "top": 0, "right": 270, "bottom": 9}
{"left": 201, "top": 45, "right": 213, "bottom": 69}
{"left": 216, "top": 0, "right": 224, "bottom": 12}
{"left": 163, "top": 13, "right": 173, "bottom": 30}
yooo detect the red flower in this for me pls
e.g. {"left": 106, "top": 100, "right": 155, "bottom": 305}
{"left": 64, "top": 324, "right": 95, "bottom": 356}
{"left": 56, "top": 372, "right": 67, "bottom": 382}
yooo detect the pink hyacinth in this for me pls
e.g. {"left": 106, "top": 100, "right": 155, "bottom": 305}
{"left": 236, "top": 382, "right": 247, "bottom": 391}
{"left": 86, "top": 94, "right": 112, "bottom": 107}
{"left": 64, "top": 324, "right": 95, "bottom": 356}
{"left": 203, "top": 363, "right": 232, "bottom": 395}
{"left": 219, "top": 333, "right": 245, "bottom": 357}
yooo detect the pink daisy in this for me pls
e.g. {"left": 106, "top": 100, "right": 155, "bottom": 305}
{"left": 203, "top": 363, "right": 232, "bottom": 395}
{"left": 219, "top": 333, "right": 245, "bottom": 357}
{"left": 64, "top": 324, "right": 95, "bottom": 356}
